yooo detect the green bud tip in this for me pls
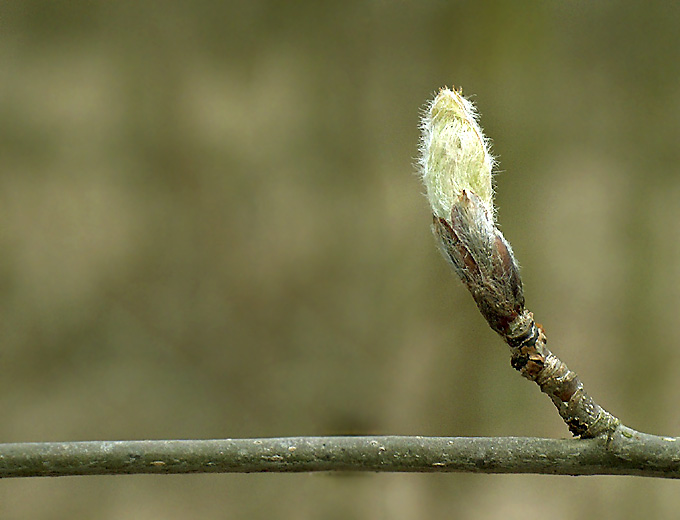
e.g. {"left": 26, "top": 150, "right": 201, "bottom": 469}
{"left": 419, "top": 87, "right": 495, "bottom": 221}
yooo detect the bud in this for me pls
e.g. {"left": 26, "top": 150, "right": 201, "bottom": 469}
{"left": 420, "top": 87, "right": 524, "bottom": 336}
{"left": 419, "top": 89, "right": 623, "bottom": 440}
{"left": 419, "top": 87, "right": 495, "bottom": 221}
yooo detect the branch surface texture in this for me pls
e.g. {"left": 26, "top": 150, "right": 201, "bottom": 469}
{"left": 0, "top": 432, "right": 678, "bottom": 479}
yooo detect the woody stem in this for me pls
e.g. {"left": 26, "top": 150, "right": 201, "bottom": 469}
{"left": 503, "top": 310, "right": 620, "bottom": 438}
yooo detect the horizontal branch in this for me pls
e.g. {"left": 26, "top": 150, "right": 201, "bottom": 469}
{"left": 1, "top": 428, "right": 678, "bottom": 479}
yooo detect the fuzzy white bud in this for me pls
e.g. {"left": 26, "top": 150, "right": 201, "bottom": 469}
{"left": 418, "top": 89, "right": 623, "bottom": 440}
{"left": 419, "top": 87, "right": 495, "bottom": 220}
{"left": 420, "top": 87, "right": 525, "bottom": 336}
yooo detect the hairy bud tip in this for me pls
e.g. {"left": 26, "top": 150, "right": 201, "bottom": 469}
{"left": 419, "top": 87, "right": 495, "bottom": 222}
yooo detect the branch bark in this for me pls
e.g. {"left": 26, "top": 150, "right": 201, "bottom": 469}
{"left": 0, "top": 430, "right": 679, "bottom": 479}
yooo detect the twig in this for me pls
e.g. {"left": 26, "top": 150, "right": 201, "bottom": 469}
{"left": 419, "top": 88, "right": 622, "bottom": 438}
{"left": 0, "top": 431, "right": 678, "bottom": 479}
{"left": 2, "top": 88, "right": 672, "bottom": 482}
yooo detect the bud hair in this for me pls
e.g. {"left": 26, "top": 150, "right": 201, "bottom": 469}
{"left": 419, "top": 87, "right": 525, "bottom": 336}
{"left": 419, "top": 87, "right": 495, "bottom": 222}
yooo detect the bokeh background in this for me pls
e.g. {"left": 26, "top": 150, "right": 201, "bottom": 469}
{"left": 3, "top": 1, "right": 680, "bottom": 518}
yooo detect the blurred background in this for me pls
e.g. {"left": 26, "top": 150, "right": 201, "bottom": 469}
{"left": 2, "top": 1, "right": 680, "bottom": 518}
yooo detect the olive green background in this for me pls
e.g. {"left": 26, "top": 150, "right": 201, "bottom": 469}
{"left": 3, "top": 1, "right": 680, "bottom": 518}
